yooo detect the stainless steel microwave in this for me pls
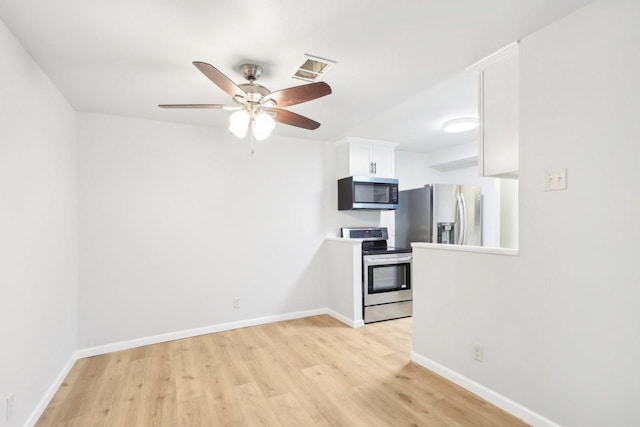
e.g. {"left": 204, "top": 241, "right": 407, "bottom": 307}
{"left": 337, "top": 176, "right": 399, "bottom": 210}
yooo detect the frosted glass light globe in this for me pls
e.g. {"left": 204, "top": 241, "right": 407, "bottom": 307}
{"left": 252, "top": 112, "right": 276, "bottom": 141}
{"left": 229, "top": 110, "right": 250, "bottom": 138}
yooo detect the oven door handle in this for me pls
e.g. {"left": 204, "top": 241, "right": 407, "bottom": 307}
{"left": 364, "top": 256, "right": 413, "bottom": 266}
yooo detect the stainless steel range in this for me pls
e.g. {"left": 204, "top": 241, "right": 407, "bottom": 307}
{"left": 342, "top": 227, "right": 412, "bottom": 323}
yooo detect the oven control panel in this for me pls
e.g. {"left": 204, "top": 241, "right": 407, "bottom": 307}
{"left": 341, "top": 227, "right": 388, "bottom": 240}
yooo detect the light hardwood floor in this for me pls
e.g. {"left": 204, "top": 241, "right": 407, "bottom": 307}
{"left": 37, "top": 315, "right": 529, "bottom": 426}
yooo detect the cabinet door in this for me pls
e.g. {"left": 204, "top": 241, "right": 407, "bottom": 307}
{"left": 480, "top": 52, "right": 518, "bottom": 177}
{"left": 371, "top": 146, "right": 394, "bottom": 177}
{"left": 348, "top": 143, "right": 373, "bottom": 176}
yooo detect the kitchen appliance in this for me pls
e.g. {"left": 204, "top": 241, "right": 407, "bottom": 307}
{"left": 338, "top": 176, "right": 399, "bottom": 210}
{"left": 342, "top": 227, "right": 412, "bottom": 323}
{"left": 395, "top": 184, "right": 482, "bottom": 247}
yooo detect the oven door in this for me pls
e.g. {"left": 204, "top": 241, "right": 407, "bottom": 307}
{"left": 363, "top": 254, "right": 412, "bottom": 306}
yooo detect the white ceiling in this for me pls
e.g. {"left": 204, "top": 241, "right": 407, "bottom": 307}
{"left": 348, "top": 71, "right": 481, "bottom": 152}
{"left": 0, "top": 0, "right": 593, "bottom": 152}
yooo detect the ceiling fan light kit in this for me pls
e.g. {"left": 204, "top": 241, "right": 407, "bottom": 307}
{"left": 159, "top": 61, "right": 332, "bottom": 152}
{"left": 442, "top": 117, "right": 479, "bottom": 133}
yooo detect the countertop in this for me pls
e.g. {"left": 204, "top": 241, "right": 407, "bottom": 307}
{"left": 411, "top": 242, "right": 518, "bottom": 256}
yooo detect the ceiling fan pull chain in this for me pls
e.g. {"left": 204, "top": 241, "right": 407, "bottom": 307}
{"left": 250, "top": 122, "right": 255, "bottom": 156}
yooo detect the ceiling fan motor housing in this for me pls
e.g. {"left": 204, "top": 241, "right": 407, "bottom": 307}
{"left": 239, "top": 64, "right": 263, "bottom": 82}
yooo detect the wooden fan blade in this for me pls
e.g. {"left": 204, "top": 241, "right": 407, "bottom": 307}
{"left": 158, "top": 104, "right": 225, "bottom": 109}
{"left": 272, "top": 108, "right": 321, "bottom": 130}
{"left": 192, "top": 61, "right": 246, "bottom": 98}
{"left": 263, "top": 82, "right": 331, "bottom": 107}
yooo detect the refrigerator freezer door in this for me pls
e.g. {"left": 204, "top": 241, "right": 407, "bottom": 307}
{"left": 395, "top": 187, "right": 431, "bottom": 247}
{"left": 396, "top": 184, "right": 482, "bottom": 247}
{"left": 431, "top": 184, "right": 482, "bottom": 245}
{"left": 431, "top": 184, "right": 459, "bottom": 243}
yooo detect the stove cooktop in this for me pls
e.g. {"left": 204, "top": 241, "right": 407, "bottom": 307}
{"left": 341, "top": 227, "right": 412, "bottom": 255}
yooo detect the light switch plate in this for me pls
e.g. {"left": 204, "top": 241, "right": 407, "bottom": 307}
{"left": 544, "top": 168, "right": 567, "bottom": 191}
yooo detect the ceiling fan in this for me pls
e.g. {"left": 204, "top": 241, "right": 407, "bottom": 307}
{"left": 159, "top": 62, "right": 332, "bottom": 141}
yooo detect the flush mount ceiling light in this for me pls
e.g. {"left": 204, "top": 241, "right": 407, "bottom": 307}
{"left": 442, "top": 118, "right": 479, "bottom": 133}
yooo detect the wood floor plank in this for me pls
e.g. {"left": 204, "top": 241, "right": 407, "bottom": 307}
{"left": 45, "top": 354, "right": 112, "bottom": 425}
{"left": 135, "top": 344, "right": 177, "bottom": 427}
{"left": 230, "top": 381, "right": 282, "bottom": 426}
{"left": 36, "top": 315, "right": 529, "bottom": 426}
{"left": 267, "top": 392, "right": 330, "bottom": 427}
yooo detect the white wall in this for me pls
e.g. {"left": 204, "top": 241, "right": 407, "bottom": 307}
{"left": 77, "top": 113, "right": 328, "bottom": 348}
{"left": 395, "top": 150, "right": 444, "bottom": 191}
{"left": 499, "top": 178, "right": 518, "bottom": 249}
{"left": 0, "top": 19, "right": 78, "bottom": 427}
{"left": 412, "top": 1, "right": 640, "bottom": 425}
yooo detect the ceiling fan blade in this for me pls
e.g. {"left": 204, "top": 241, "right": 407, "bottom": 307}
{"left": 158, "top": 104, "right": 225, "bottom": 109}
{"left": 192, "top": 61, "right": 246, "bottom": 98}
{"left": 263, "top": 82, "right": 331, "bottom": 107}
{"left": 272, "top": 108, "right": 321, "bottom": 130}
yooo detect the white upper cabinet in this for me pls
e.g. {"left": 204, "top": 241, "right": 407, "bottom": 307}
{"left": 340, "top": 138, "right": 397, "bottom": 178}
{"left": 471, "top": 43, "right": 519, "bottom": 178}
{"left": 348, "top": 142, "right": 375, "bottom": 176}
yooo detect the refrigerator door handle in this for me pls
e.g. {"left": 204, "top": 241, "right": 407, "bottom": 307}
{"left": 459, "top": 192, "right": 467, "bottom": 245}
{"left": 455, "top": 193, "right": 461, "bottom": 244}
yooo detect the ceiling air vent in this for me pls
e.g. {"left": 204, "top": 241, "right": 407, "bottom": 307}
{"left": 292, "top": 54, "right": 336, "bottom": 82}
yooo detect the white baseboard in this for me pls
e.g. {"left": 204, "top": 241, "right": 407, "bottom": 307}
{"left": 410, "top": 351, "right": 561, "bottom": 427}
{"left": 325, "top": 309, "right": 364, "bottom": 328}
{"left": 25, "top": 352, "right": 78, "bottom": 427}
{"left": 27, "top": 308, "right": 355, "bottom": 426}
{"left": 76, "top": 308, "right": 328, "bottom": 359}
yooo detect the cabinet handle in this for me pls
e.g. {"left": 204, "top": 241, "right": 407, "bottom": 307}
{"left": 373, "top": 162, "right": 377, "bottom": 174}
{"left": 369, "top": 162, "right": 373, "bottom": 174}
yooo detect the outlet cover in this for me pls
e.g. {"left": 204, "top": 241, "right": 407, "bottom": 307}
{"left": 232, "top": 298, "right": 240, "bottom": 309}
{"left": 544, "top": 168, "right": 568, "bottom": 191}
{"left": 472, "top": 343, "right": 484, "bottom": 362}
{"left": 6, "top": 394, "right": 15, "bottom": 421}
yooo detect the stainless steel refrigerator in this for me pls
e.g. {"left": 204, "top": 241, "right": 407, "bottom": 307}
{"left": 395, "top": 184, "right": 482, "bottom": 247}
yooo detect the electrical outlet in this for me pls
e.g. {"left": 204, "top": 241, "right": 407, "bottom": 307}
{"left": 6, "top": 394, "right": 15, "bottom": 421}
{"left": 544, "top": 168, "right": 568, "bottom": 191}
{"left": 472, "top": 343, "right": 484, "bottom": 362}
{"left": 232, "top": 298, "right": 240, "bottom": 309}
